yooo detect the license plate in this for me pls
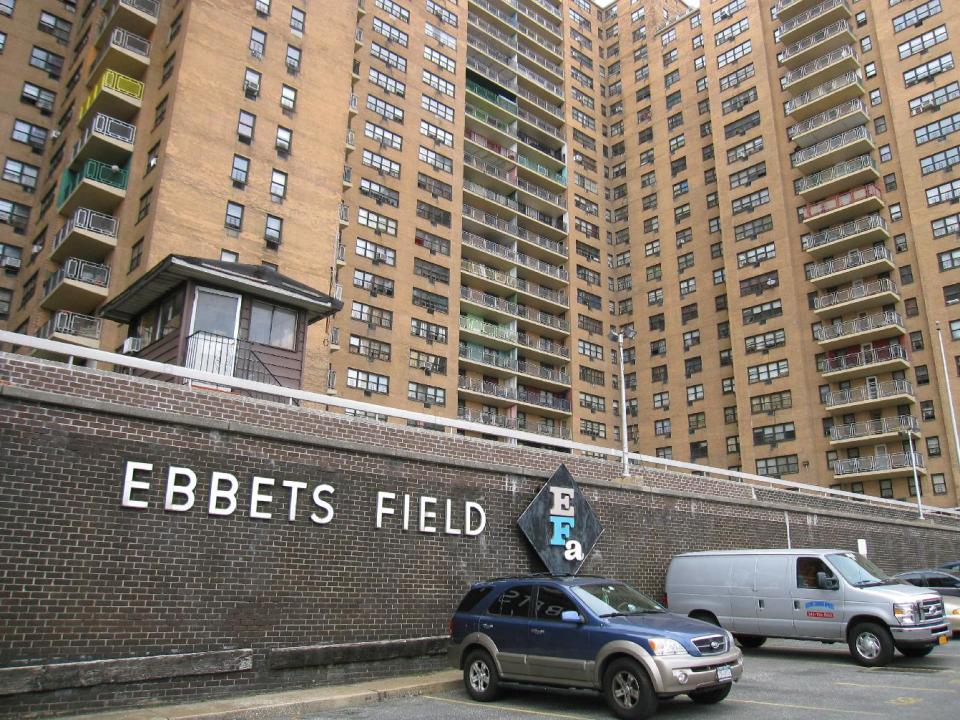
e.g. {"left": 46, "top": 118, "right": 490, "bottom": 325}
{"left": 939, "top": 635, "right": 948, "bottom": 645}
{"left": 717, "top": 665, "right": 733, "bottom": 682}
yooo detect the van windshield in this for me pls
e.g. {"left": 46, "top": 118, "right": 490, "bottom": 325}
{"left": 827, "top": 552, "right": 896, "bottom": 587}
{"left": 571, "top": 582, "right": 665, "bottom": 617}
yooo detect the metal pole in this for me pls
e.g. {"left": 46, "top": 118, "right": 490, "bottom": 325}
{"left": 905, "top": 431, "right": 924, "bottom": 520}
{"left": 617, "top": 333, "right": 630, "bottom": 477}
{"left": 936, "top": 322, "right": 960, "bottom": 474}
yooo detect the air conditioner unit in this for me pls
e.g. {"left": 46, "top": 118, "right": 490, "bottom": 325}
{"left": 122, "top": 337, "right": 142, "bottom": 354}
{"left": 244, "top": 80, "right": 260, "bottom": 97}
{"left": 2, "top": 256, "right": 21, "bottom": 270}
{"left": 286, "top": 59, "right": 299, "bottom": 72}
{"left": 36, "top": 99, "right": 53, "bottom": 115}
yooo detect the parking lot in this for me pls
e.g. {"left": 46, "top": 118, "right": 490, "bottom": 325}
{"left": 304, "top": 638, "right": 960, "bottom": 720}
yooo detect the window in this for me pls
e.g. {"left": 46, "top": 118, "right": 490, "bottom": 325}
{"left": 2, "top": 158, "right": 39, "bottom": 190}
{"left": 408, "top": 381, "right": 445, "bottom": 406}
{"left": 238, "top": 110, "right": 255, "bottom": 142}
{"left": 231, "top": 155, "right": 249, "bottom": 186}
{"left": 285, "top": 45, "right": 301, "bottom": 73}
{"left": 29, "top": 46, "right": 64, "bottom": 78}
{"left": 270, "top": 169, "right": 287, "bottom": 199}
{"left": 290, "top": 6, "right": 305, "bottom": 32}
{"left": 128, "top": 238, "right": 143, "bottom": 272}
{"left": 264, "top": 215, "right": 282, "bottom": 245}
{"left": 276, "top": 126, "right": 292, "bottom": 155}
{"left": 280, "top": 85, "right": 297, "bottom": 111}
{"left": 136, "top": 188, "right": 152, "bottom": 223}
{"left": 932, "top": 474, "right": 948, "bottom": 495}
{"left": 225, "top": 201, "right": 244, "bottom": 230}
{"left": 347, "top": 368, "right": 389, "bottom": 395}
{"left": 249, "top": 27, "right": 266, "bottom": 58}
{"left": 893, "top": 1, "right": 942, "bottom": 34}
{"left": 250, "top": 302, "right": 296, "bottom": 349}
{"left": 756, "top": 455, "right": 799, "bottom": 478}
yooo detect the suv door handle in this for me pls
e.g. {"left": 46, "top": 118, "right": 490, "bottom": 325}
{"left": 531, "top": 628, "right": 545, "bottom": 635}
{"left": 480, "top": 622, "right": 494, "bottom": 630}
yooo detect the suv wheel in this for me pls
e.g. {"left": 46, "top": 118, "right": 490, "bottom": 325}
{"left": 848, "top": 622, "right": 894, "bottom": 667}
{"left": 689, "top": 683, "right": 732, "bottom": 704}
{"left": 463, "top": 649, "right": 501, "bottom": 702}
{"left": 603, "top": 658, "right": 657, "bottom": 720}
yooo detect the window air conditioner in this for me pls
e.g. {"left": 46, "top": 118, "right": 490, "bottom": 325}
{"left": 2, "top": 256, "right": 22, "bottom": 270}
{"left": 122, "top": 337, "right": 142, "bottom": 354}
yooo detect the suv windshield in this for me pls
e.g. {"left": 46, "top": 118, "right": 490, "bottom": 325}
{"left": 571, "top": 582, "right": 664, "bottom": 617}
{"left": 828, "top": 552, "right": 896, "bottom": 587}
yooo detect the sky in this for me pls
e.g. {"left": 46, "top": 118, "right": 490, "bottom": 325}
{"left": 595, "top": 0, "right": 700, "bottom": 6}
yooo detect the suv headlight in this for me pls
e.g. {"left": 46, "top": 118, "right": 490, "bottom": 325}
{"left": 894, "top": 602, "right": 919, "bottom": 626}
{"left": 648, "top": 638, "right": 688, "bottom": 656}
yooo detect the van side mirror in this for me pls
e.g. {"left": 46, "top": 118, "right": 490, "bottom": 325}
{"left": 561, "top": 610, "right": 585, "bottom": 624}
{"left": 817, "top": 572, "right": 839, "bottom": 591}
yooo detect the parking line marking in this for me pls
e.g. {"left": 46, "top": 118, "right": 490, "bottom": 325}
{"left": 836, "top": 682, "right": 958, "bottom": 694}
{"left": 728, "top": 699, "right": 883, "bottom": 716}
{"left": 423, "top": 695, "right": 593, "bottom": 719}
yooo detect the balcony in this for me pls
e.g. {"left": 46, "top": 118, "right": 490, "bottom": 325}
{"left": 780, "top": 20, "right": 855, "bottom": 69}
{"left": 791, "top": 125, "right": 874, "bottom": 174}
{"left": 458, "top": 406, "right": 520, "bottom": 430}
{"left": 833, "top": 452, "right": 926, "bottom": 479}
{"left": 460, "top": 229, "right": 569, "bottom": 284}
{"left": 815, "top": 310, "right": 906, "bottom": 349}
{"left": 829, "top": 415, "right": 920, "bottom": 448}
{"left": 460, "top": 285, "right": 569, "bottom": 335}
{"left": 79, "top": 70, "right": 144, "bottom": 123}
{"left": 783, "top": 44, "right": 859, "bottom": 95}
{"left": 802, "top": 213, "right": 889, "bottom": 257}
{"left": 796, "top": 154, "right": 879, "bottom": 202}
{"left": 789, "top": 98, "right": 869, "bottom": 149}
{"left": 814, "top": 278, "right": 900, "bottom": 316}
{"left": 825, "top": 379, "right": 915, "bottom": 413}
{"left": 805, "top": 245, "right": 895, "bottom": 287}
{"left": 785, "top": 71, "right": 864, "bottom": 122}
{"left": 90, "top": 28, "right": 151, "bottom": 81}
{"left": 819, "top": 344, "right": 910, "bottom": 380}
{"left": 71, "top": 113, "right": 136, "bottom": 168}
{"left": 516, "top": 386, "right": 571, "bottom": 416}
{"left": 801, "top": 182, "right": 884, "bottom": 230}
{"left": 96, "top": 0, "right": 159, "bottom": 46}
{"left": 56, "top": 159, "right": 128, "bottom": 216}
{"left": 40, "top": 258, "right": 111, "bottom": 314}
{"left": 517, "top": 358, "right": 570, "bottom": 388}
{"left": 51, "top": 208, "right": 118, "bottom": 263}
{"left": 776, "top": 0, "right": 822, "bottom": 23}
{"left": 35, "top": 311, "right": 102, "bottom": 351}
{"left": 458, "top": 376, "right": 518, "bottom": 406}
{"left": 342, "top": 165, "right": 352, "bottom": 188}
{"left": 779, "top": 0, "right": 851, "bottom": 45}
{"left": 515, "top": 0, "right": 562, "bottom": 41}
{"left": 461, "top": 259, "right": 568, "bottom": 310}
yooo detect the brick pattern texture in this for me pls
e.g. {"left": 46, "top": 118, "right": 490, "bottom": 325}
{"left": 1, "top": 353, "right": 958, "bottom": 718}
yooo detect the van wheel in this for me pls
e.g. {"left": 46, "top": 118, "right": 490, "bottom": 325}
{"left": 898, "top": 644, "right": 934, "bottom": 658}
{"left": 734, "top": 634, "right": 766, "bottom": 648}
{"left": 603, "top": 658, "right": 657, "bottom": 720}
{"left": 689, "top": 683, "right": 732, "bottom": 704}
{"left": 848, "top": 622, "right": 894, "bottom": 667}
{"left": 463, "top": 649, "right": 501, "bottom": 702}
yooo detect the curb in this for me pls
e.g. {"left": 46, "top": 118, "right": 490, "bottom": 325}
{"left": 55, "top": 671, "right": 463, "bottom": 720}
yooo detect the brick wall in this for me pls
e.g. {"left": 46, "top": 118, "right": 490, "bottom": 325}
{"left": 1, "top": 352, "right": 958, "bottom": 718}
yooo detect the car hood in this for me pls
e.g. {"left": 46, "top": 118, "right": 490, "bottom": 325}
{"left": 603, "top": 611, "right": 723, "bottom": 640}
{"left": 850, "top": 583, "right": 940, "bottom": 603}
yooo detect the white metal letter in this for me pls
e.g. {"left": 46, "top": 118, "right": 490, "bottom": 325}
{"left": 121, "top": 461, "right": 153, "bottom": 509}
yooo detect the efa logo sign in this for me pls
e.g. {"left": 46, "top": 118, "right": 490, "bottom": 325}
{"left": 517, "top": 465, "right": 603, "bottom": 575}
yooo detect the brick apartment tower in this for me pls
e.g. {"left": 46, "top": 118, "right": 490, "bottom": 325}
{"left": 1, "top": 0, "right": 959, "bottom": 508}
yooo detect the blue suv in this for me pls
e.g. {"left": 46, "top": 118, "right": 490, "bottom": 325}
{"left": 449, "top": 575, "right": 743, "bottom": 719}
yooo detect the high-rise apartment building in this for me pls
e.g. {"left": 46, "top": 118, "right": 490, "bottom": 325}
{"left": 2, "top": 0, "right": 959, "bottom": 508}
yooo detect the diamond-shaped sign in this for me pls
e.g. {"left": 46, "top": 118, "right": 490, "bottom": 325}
{"left": 517, "top": 464, "right": 603, "bottom": 575}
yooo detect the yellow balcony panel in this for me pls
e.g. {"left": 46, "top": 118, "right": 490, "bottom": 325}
{"left": 792, "top": 125, "right": 874, "bottom": 174}
{"left": 806, "top": 246, "right": 895, "bottom": 288}
{"left": 815, "top": 311, "right": 906, "bottom": 350}
{"left": 776, "top": 0, "right": 821, "bottom": 23}
{"left": 786, "top": 71, "right": 864, "bottom": 122}
{"left": 57, "top": 160, "right": 128, "bottom": 217}
{"left": 40, "top": 258, "right": 111, "bottom": 315}
{"left": 79, "top": 70, "right": 144, "bottom": 124}
{"left": 51, "top": 208, "right": 118, "bottom": 263}
{"left": 89, "top": 28, "right": 151, "bottom": 83}
{"left": 814, "top": 278, "right": 900, "bottom": 316}
{"left": 825, "top": 379, "right": 915, "bottom": 414}
{"left": 829, "top": 415, "right": 919, "bottom": 448}
{"left": 833, "top": 453, "right": 926, "bottom": 480}
{"left": 783, "top": 45, "right": 860, "bottom": 95}
{"left": 802, "top": 213, "right": 890, "bottom": 258}
{"left": 797, "top": 155, "right": 879, "bottom": 203}
{"left": 96, "top": 0, "right": 159, "bottom": 48}
{"left": 789, "top": 98, "right": 869, "bottom": 149}
{"left": 819, "top": 344, "right": 910, "bottom": 381}
{"left": 780, "top": 20, "right": 855, "bottom": 69}
{"left": 71, "top": 114, "right": 136, "bottom": 169}
{"left": 802, "top": 183, "right": 884, "bottom": 230}
{"left": 779, "top": 0, "right": 851, "bottom": 44}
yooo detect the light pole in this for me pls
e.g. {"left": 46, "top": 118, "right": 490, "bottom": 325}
{"left": 936, "top": 321, "right": 960, "bottom": 472}
{"left": 901, "top": 429, "right": 924, "bottom": 520}
{"left": 609, "top": 327, "right": 637, "bottom": 477}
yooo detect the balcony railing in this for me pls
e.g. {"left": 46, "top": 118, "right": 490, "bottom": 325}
{"left": 57, "top": 159, "right": 128, "bottom": 207}
{"left": 459, "top": 375, "right": 517, "bottom": 400}
{"left": 834, "top": 452, "right": 924, "bottom": 476}
{"left": 779, "top": 0, "right": 848, "bottom": 37}
{"left": 516, "top": 107, "right": 563, "bottom": 140}
{"left": 805, "top": 245, "right": 892, "bottom": 281}
{"left": 459, "top": 344, "right": 518, "bottom": 371}
{"left": 814, "top": 277, "right": 897, "bottom": 311}
{"left": 37, "top": 310, "right": 101, "bottom": 342}
{"left": 826, "top": 379, "right": 913, "bottom": 408}
{"left": 815, "top": 310, "right": 903, "bottom": 342}
{"left": 830, "top": 414, "right": 919, "bottom": 442}
{"left": 468, "top": 11, "right": 516, "bottom": 50}
{"left": 516, "top": 85, "right": 563, "bottom": 118}
{"left": 93, "top": 26, "right": 151, "bottom": 67}
{"left": 802, "top": 182, "right": 882, "bottom": 224}
{"left": 802, "top": 213, "right": 887, "bottom": 252}
{"left": 788, "top": 98, "right": 866, "bottom": 142}
{"left": 458, "top": 407, "right": 519, "bottom": 430}
{"left": 72, "top": 113, "right": 137, "bottom": 162}
{"left": 780, "top": 20, "right": 852, "bottom": 65}
{"left": 466, "top": 79, "right": 519, "bottom": 113}
{"left": 517, "top": 387, "right": 570, "bottom": 412}
{"left": 461, "top": 230, "right": 568, "bottom": 281}
{"left": 512, "top": 0, "right": 561, "bottom": 37}
{"left": 461, "top": 259, "right": 568, "bottom": 306}
{"left": 185, "top": 330, "right": 285, "bottom": 401}
{"left": 459, "top": 315, "right": 519, "bottom": 344}
{"left": 820, "top": 343, "right": 907, "bottom": 373}
{"left": 517, "top": 359, "right": 570, "bottom": 385}
{"left": 43, "top": 258, "right": 111, "bottom": 297}
{"left": 79, "top": 69, "right": 144, "bottom": 120}
{"left": 791, "top": 125, "right": 870, "bottom": 168}
{"left": 460, "top": 286, "right": 569, "bottom": 332}
{"left": 783, "top": 44, "right": 856, "bottom": 88}
{"left": 785, "top": 70, "right": 862, "bottom": 116}
{"left": 516, "top": 18, "right": 562, "bottom": 58}
{"left": 53, "top": 208, "right": 118, "bottom": 251}
{"left": 795, "top": 154, "right": 876, "bottom": 195}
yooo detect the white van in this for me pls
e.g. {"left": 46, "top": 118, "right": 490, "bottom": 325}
{"left": 666, "top": 549, "right": 950, "bottom": 666}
